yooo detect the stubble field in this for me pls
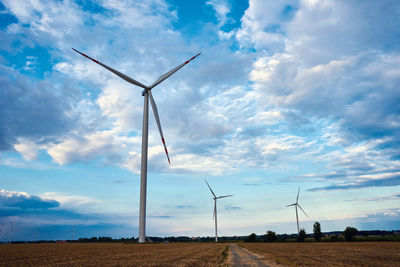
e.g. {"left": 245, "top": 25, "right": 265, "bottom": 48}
{"left": 2, "top": 241, "right": 400, "bottom": 266}
{"left": 241, "top": 242, "right": 400, "bottom": 266}
{"left": 0, "top": 242, "right": 227, "bottom": 266}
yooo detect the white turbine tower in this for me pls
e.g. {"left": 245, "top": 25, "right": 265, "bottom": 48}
{"left": 286, "top": 187, "right": 308, "bottom": 235}
{"left": 73, "top": 48, "right": 201, "bottom": 243}
{"left": 8, "top": 222, "right": 13, "bottom": 244}
{"left": 205, "top": 179, "right": 233, "bottom": 242}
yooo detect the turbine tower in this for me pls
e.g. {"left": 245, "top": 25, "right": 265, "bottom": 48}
{"left": 286, "top": 187, "right": 308, "bottom": 235}
{"left": 73, "top": 48, "right": 200, "bottom": 243}
{"left": 9, "top": 222, "right": 13, "bottom": 244}
{"left": 205, "top": 179, "right": 233, "bottom": 242}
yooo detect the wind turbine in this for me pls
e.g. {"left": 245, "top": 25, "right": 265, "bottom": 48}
{"left": 205, "top": 179, "right": 233, "bottom": 242}
{"left": 286, "top": 187, "right": 308, "bottom": 235}
{"left": 73, "top": 48, "right": 201, "bottom": 243}
{"left": 9, "top": 222, "right": 13, "bottom": 244}
{"left": 67, "top": 230, "right": 75, "bottom": 241}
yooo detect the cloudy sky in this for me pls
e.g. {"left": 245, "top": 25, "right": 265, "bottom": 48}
{"left": 1, "top": 0, "right": 400, "bottom": 241}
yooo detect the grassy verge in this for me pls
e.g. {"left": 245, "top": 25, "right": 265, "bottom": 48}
{"left": 221, "top": 245, "right": 229, "bottom": 261}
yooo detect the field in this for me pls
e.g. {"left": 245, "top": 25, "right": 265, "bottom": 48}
{"left": 2, "top": 241, "right": 400, "bottom": 266}
{"left": 0, "top": 243, "right": 227, "bottom": 266}
{"left": 241, "top": 242, "right": 400, "bottom": 266}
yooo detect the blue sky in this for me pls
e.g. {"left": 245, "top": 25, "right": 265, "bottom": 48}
{"left": 1, "top": 0, "right": 400, "bottom": 241}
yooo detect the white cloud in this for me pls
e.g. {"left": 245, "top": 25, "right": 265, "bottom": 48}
{"left": 96, "top": 79, "right": 144, "bottom": 131}
{"left": 231, "top": 0, "right": 400, "bottom": 192}
{"left": 0, "top": 189, "right": 30, "bottom": 198}
{"left": 206, "top": 0, "right": 231, "bottom": 26}
{"left": 2, "top": 0, "right": 83, "bottom": 42}
{"left": 14, "top": 138, "right": 41, "bottom": 161}
{"left": 236, "top": 0, "right": 297, "bottom": 51}
{"left": 47, "top": 130, "right": 134, "bottom": 165}
{"left": 40, "top": 192, "right": 102, "bottom": 208}
{"left": 206, "top": 0, "right": 242, "bottom": 41}
{"left": 243, "top": 0, "right": 400, "bottom": 139}
{"left": 101, "top": 0, "right": 175, "bottom": 29}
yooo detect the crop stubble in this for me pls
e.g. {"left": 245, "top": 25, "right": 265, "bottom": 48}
{"left": 0, "top": 242, "right": 227, "bottom": 266}
{"left": 241, "top": 242, "right": 400, "bottom": 266}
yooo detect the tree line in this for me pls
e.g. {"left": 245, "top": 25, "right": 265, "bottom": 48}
{"left": 245, "top": 222, "right": 400, "bottom": 242}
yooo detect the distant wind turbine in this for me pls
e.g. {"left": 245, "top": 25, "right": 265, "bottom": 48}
{"left": 9, "top": 222, "right": 13, "bottom": 244}
{"left": 286, "top": 187, "right": 308, "bottom": 235}
{"left": 67, "top": 230, "right": 75, "bottom": 241}
{"left": 73, "top": 48, "right": 201, "bottom": 243}
{"left": 205, "top": 179, "right": 233, "bottom": 242}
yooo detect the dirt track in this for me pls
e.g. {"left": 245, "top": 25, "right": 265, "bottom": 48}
{"left": 228, "top": 243, "right": 283, "bottom": 267}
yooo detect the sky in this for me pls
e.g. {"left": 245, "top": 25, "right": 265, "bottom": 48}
{"left": 0, "top": 0, "right": 400, "bottom": 241}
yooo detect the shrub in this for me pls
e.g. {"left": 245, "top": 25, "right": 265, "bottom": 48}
{"left": 330, "top": 234, "right": 342, "bottom": 242}
{"left": 277, "top": 234, "right": 288, "bottom": 242}
{"left": 297, "top": 229, "right": 306, "bottom": 242}
{"left": 343, "top": 227, "right": 358, "bottom": 241}
{"left": 265, "top": 231, "right": 277, "bottom": 242}
{"left": 246, "top": 233, "right": 257, "bottom": 242}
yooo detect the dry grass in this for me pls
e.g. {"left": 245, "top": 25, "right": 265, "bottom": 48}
{"left": 0, "top": 242, "right": 227, "bottom": 266}
{"left": 241, "top": 242, "right": 400, "bottom": 266}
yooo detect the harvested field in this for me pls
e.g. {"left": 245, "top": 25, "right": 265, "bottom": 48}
{"left": 0, "top": 242, "right": 227, "bottom": 266}
{"left": 241, "top": 242, "right": 400, "bottom": 266}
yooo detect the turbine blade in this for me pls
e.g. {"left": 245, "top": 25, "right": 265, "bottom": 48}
{"left": 217, "top": 195, "right": 234, "bottom": 199}
{"left": 205, "top": 179, "right": 216, "bottom": 198}
{"left": 286, "top": 203, "right": 296, "bottom": 207}
{"left": 149, "top": 53, "right": 201, "bottom": 89}
{"left": 148, "top": 91, "right": 170, "bottom": 164}
{"left": 298, "top": 204, "right": 308, "bottom": 217}
{"left": 72, "top": 48, "right": 148, "bottom": 89}
{"left": 296, "top": 187, "right": 300, "bottom": 203}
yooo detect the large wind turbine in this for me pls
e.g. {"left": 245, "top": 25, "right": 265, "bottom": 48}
{"left": 286, "top": 187, "right": 308, "bottom": 235}
{"left": 205, "top": 179, "right": 233, "bottom": 242}
{"left": 73, "top": 48, "right": 200, "bottom": 243}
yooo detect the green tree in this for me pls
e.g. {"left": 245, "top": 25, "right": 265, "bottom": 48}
{"left": 265, "top": 231, "right": 277, "bottom": 242}
{"left": 330, "top": 234, "right": 341, "bottom": 242}
{"left": 313, "top": 221, "right": 322, "bottom": 242}
{"left": 247, "top": 233, "right": 257, "bottom": 242}
{"left": 297, "top": 229, "right": 306, "bottom": 242}
{"left": 343, "top": 227, "right": 358, "bottom": 241}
